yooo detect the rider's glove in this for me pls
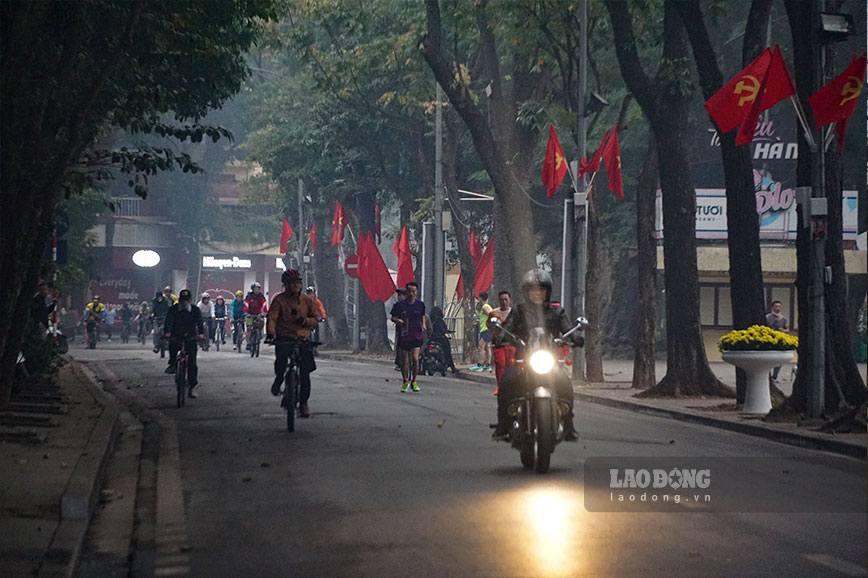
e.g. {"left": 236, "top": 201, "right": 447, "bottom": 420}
{"left": 264, "top": 334, "right": 275, "bottom": 344}
{"left": 295, "top": 316, "right": 306, "bottom": 326}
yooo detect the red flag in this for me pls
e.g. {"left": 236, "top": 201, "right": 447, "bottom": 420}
{"left": 704, "top": 48, "right": 774, "bottom": 134}
{"left": 360, "top": 232, "right": 395, "bottom": 302}
{"left": 470, "top": 229, "right": 482, "bottom": 265}
{"left": 374, "top": 205, "right": 381, "bottom": 244}
{"left": 392, "top": 226, "right": 414, "bottom": 288}
{"left": 541, "top": 124, "right": 568, "bottom": 197}
{"left": 735, "top": 46, "right": 796, "bottom": 145}
{"left": 809, "top": 53, "right": 866, "bottom": 154}
{"left": 601, "top": 126, "right": 623, "bottom": 199}
{"left": 309, "top": 222, "right": 317, "bottom": 254}
{"left": 578, "top": 129, "right": 611, "bottom": 178}
{"left": 330, "top": 200, "right": 346, "bottom": 246}
{"left": 280, "top": 217, "right": 293, "bottom": 254}
{"left": 473, "top": 234, "right": 494, "bottom": 298}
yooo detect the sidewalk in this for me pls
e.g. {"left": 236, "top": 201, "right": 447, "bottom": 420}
{"left": 0, "top": 362, "right": 120, "bottom": 578}
{"left": 320, "top": 349, "right": 867, "bottom": 459}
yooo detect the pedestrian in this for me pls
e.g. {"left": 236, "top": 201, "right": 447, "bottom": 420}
{"left": 469, "top": 292, "right": 493, "bottom": 372}
{"left": 30, "top": 281, "right": 56, "bottom": 333}
{"left": 392, "top": 288, "right": 406, "bottom": 371}
{"left": 490, "top": 290, "right": 513, "bottom": 394}
{"left": 104, "top": 305, "right": 117, "bottom": 342}
{"left": 390, "top": 282, "right": 426, "bottom": 392}
{"left": 765, "top": 300, "right": 789, "bottom": 381}
{"left": 429, "top": 306, "right": 459, "bottom": 373}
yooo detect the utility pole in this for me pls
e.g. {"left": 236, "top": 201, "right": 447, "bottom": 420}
{"left": 571, "top": 0, "right": 589, "bottom": 382}
{"left": 433, "top": 83, "right": 445, "bottom": 310}
{"left": 297, "top": 178, "right": 305, "bottom": 283}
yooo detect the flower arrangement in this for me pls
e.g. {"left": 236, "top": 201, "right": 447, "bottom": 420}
{"left": 718, "top": 324, "right": 799, "bottom": 352}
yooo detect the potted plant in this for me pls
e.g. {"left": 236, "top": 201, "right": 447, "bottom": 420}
{"left": 719, "top": 325, "right": 798, "bottom": 414}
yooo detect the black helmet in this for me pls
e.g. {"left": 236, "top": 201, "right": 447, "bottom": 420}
{"left": 521, "top": 269, "right": 553, "bottom": 300}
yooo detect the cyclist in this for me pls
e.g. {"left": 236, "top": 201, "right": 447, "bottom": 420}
{"left": 213, "top": 296, "right": 228, "bottom": 345}
{"left": 244, "top": 282, "right": 268, "bottom": 350}
{"left": 163, "top": 285, "right": 178, "bottom": 305}
{"left": 197, "top": 292, "right": 214, "bottom": 346}
{"left": 163, "top": 289, "right": 205, "bottom": 397}
{"left": 230, "top": 290, "right": 246, "bottom": 349}
{"left": 151, "top": 291, "right": 170, "bottom": 353}
{"left": 83, "top": 295, "right": 106, "bottom": 345}
{"left": 119, "top": 303, "right": 134, "bottom": 341}
{"left": 137, "top": 300, "right": 152, "bottom": 341}
{"left": 265, "top": 269, "right": 319, "bottom": 417}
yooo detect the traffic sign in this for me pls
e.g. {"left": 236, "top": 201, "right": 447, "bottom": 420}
{"left": 344, "top": 255, "right": 360, "bottom": 278}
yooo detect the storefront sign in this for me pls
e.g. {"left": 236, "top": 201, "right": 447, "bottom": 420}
{"left": 656, "top": 170, "right": 858, "bottom": 241}
{"left": 202, "top": 256, "right": 252, "bottom": 270}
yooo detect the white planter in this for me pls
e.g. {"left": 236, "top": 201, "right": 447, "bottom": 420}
{"left": 721, "top": 350, "right": 795, "bottom": 414}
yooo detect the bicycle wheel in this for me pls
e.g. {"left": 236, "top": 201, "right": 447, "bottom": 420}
{"left": 285, "top": 366, "right": 297, "bottom": 432}
{"left": 176, "top": 358, "right": 187, "bottom": 407}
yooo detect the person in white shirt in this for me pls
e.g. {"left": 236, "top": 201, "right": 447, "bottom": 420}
{"left": 197, "top": 293, "right": 214, "bottom": 344}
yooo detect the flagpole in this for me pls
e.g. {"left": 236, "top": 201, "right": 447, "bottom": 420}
{"left": 789, "top": 95, "right": 818, "bottom": 152}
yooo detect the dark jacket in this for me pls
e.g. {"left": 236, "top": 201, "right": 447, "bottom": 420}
{"left": 164, "top": 303, "right": 204, "bottom": 340}
{"left": 151, "top": 296, "right": 170, "bottom": 319}
{"left": 500, "top": 302, "right": 576, "bottom": 354}
{"left": 30, "top": 294, "right": 55, "bottom": 327}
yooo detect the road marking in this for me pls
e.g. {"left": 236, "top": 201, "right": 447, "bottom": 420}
{"left": 803, "top": 553, "right": 866, "bottom": 577}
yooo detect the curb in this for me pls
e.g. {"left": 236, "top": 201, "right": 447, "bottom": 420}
{"left": 573, "top": 391, "right": 867, "bottom": 460}
{"left": 38, "top": 362, "right": 121, "bottom": 578}
{"left": 319, "top": 350, "right": 866, "bottom": 460}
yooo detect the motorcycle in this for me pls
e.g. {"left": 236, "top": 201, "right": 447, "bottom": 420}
{"left": 420, "top": 340, "right": 448, "bottom": 376}
{"left": 489, "top": 316, "right": 588, "bottom": 474}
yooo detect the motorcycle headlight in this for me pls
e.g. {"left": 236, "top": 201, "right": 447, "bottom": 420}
{"left": 529, "top": 350, "right": 555, "bottom": 375}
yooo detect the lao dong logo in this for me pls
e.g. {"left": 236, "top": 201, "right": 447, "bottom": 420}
{"left": 609, "top": 468, "right": 711, "bottom": 490}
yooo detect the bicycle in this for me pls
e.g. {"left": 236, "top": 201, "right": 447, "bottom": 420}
{"left": 85, "top": 320, "right": 100, "bottom": 349}
{"left": 214, "top": 317, "right": 226, "bottom": 351}
{"left": 233, "top": 318, "right": 245, "bottom": 353}
{"left": 270, "top": 338, "right": 319, "bottom": 432}
{"left": 173, "top": 335, "right": 193, "bottom": 408}
{"left": 248, "top": 314, "right": 264, "bottom": 358}
{"left": 120, "top": 321, "right": 132, "bottom": 344}
{"left": 152, "top": 317, "right": 167, "bottom": 358}
{"left": 200, "top": 318, "right": 212, "bottom": 352}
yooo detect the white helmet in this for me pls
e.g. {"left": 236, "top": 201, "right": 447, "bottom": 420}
{"left": 201, "top": 292, "right": 210, "bottom": 299}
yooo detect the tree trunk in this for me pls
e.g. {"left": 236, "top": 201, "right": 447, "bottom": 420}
{"left": 633, "top": 136, "right": 659, "bottom": 389}
{"left": 442, "top": 108, "right": 478, "bottom": 363}
{"left": 607, "top": 1, "right": 732, "bottom": 397}
{"left": 315, "top": 223, "right": 350, "bottom": 348}
{"left": 777, "top": 0, "right": 865, "bottom": 417}
{"left": 675, "top": 0, "right": 771, "bottom": 405}
{"left": 420, "top": 0, "right": 537, "bottom": 297}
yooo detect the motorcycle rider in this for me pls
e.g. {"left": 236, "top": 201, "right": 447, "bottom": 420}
{"left": 163, "top": 289, "right": 205, "bottom": 397}
{"left": 230, "top": 290, "right": 246, "bottom": 349}
{"left": 492, "top": 269, "right": 581, "bottom": 441}
{"left": 265, "top": 269, "right": 319, "bottom": 417}
{"left": 428, "top": 306, "right": 459, "bottom": 373}
{"left": 244, "top": 282, "right": 268, "bottom": 349}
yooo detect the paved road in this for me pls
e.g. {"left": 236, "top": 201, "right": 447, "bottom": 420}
{"left": 72, "top": 341, "right": 866, "bottom": 578}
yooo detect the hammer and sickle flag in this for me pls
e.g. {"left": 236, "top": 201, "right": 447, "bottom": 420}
{"left": 734, "top": 46, "right": 796, "bottom": 145}
{"left": 541, "top": 124, "right": 568, "bottom": 197}
{"left": 704, "top": 47, "right": 774, "bottom": 134}
{"left": 808, "top": 53, "right": 866, "bottom": 155}
{"left": 330, "top": 200, "right": 347, "bottom": 246}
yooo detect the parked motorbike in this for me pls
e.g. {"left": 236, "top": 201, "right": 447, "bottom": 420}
{"left": 47, "top": 322, "right": 69, "bottom": 354}
{"left": 421, "top": 340, "right": 448, "bottom": 376}
{"left": 490, "top": 316, "right": 588, "bottom": 474}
